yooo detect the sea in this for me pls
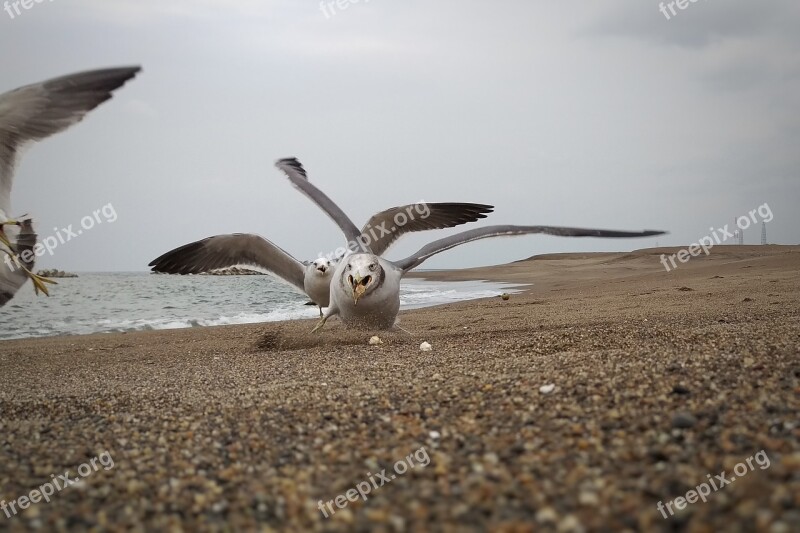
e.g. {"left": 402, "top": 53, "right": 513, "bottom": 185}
{"left": 0, "top": 273, "right": 523, "bottom": 341}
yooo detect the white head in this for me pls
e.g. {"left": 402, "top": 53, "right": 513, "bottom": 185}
{"left": 310, "top": 257, "right": 334, "bottom": 277}
{"left": 341, "top": 253, "right": 384, "bottom": 305}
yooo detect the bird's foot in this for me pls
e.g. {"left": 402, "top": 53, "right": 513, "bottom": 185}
{"left": 22, "top": 266, "right": 57, "bottom": 296}
{"left": 311, "top": 315, "right": 328, "bottom": 333}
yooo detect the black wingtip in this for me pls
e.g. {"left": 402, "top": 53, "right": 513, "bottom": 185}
{"left": 275, "top": 157, "right": 308, "bottom": 179}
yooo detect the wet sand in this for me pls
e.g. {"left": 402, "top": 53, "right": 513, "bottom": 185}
{"left": 1, "top": 246, "right": 799, "bottom": 531}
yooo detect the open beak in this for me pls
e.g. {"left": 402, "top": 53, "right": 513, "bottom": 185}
{"left": 349, "top": 274, "right": 372, "bottom": 305}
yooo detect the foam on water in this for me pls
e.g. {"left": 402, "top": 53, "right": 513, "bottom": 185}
{"left": 0, "top": 273, "right": 525, "bottom": 340}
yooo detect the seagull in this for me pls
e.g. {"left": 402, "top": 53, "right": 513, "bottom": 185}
{"left": 148, "top": 160, "right": 493, "bottom": 315}
{"left": 0, "top": 66, "right": 141, "bottom": 306}
{"left": 271, "top": 158, "right": 667, "bottom": 332}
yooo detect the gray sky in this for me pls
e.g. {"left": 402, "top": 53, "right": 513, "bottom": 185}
{"left": 2, "top": 0, "right": 798, "bottom": 272}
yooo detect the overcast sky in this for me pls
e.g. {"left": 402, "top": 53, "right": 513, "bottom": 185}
{"left": 2, "top": 0, "right": 798, "bottom": 272}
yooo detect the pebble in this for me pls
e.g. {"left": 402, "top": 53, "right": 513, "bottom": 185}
{"left": 672, "top": 412, "right": 697, "bottom": 429}
{"left": 420, "top": 342, "right": 432, "bottom": 352}
{"left": 672, "top": 384, "right": 691, "bottom": 395}
{"left": 578, "top": 491, "right": 599, "bottom": 506}
{"left": 539, "top": 384, "right": 556, "bottom": 394}
{"left": 536, "top": 507, "right": 558, "bottom": 524}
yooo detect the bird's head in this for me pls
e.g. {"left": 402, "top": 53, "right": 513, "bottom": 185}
{"left": 343, "top": 254, "right": 382, "bottom": 305}
{"left": 311, "top": 257, "right": 334, "bottom": 276}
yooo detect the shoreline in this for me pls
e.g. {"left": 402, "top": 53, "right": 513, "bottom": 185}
{"left": 2, "top": 245, "right": 797, "bottom": 346}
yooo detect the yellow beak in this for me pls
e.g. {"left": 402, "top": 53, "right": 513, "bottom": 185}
{"left": 352, "top": 275, "right": 366, "bottom": 305}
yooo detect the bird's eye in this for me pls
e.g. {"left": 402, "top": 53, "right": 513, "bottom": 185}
{"left": 346, "top": 264, "right": 352, "bottom": 270}
{"left": 369, "top": 263, "right": 377, "bottom": 271}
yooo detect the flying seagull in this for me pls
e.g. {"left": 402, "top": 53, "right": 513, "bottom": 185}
{"left": 148, "top": 161, "right": 493, "bottom": 314}
{"left": 0, "top": 66, "right": 141, "bottom": 306}
{"left": 273, "top": 158, "right": 667, "bottom": 331}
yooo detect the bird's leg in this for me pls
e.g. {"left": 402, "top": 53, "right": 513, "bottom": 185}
{"left": 311, "top": 315, "right": 329, "bottom": 333}
{"left": 1, "top": 249, "right": 55, "bottom": 296}
{"left": 318, "top": 306, "right": 323, "bottom": 318}
{"left": 0, "top": 224, "right": 57, "bottom": 296}
{"left": 391, "top": 322, "right": 415, "bottom": 336}
{"left": 0, "top": 221, "right": 18, "bottom": 250}
{"left": 17, "top": 262, "right": 57, "bottom": 296}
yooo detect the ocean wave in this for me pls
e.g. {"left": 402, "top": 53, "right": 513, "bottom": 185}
{"left": 0, "top": 274, "right": 526, "bottom": 340}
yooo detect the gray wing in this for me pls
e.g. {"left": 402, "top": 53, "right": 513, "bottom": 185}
{"left": 0, "top": 66, "right": 141, "bottom": 213}
{"left": 275, "top": 157, "right": 364, "bottom": 249}
{"left": 361, "top": 202, "right": 494, "bottom": 256}
{"left": 394, "top": 225, "right": 667, "bottom": 273}
{"left": 148, "top": 234, "right": 307, "bottom": 292}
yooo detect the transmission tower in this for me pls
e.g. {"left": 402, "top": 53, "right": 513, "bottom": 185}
{"left": 761, "top": 221, "right": 767, "bottom": 245}
{"left": 736, "top": 217, "right": 744, "bottom": 245}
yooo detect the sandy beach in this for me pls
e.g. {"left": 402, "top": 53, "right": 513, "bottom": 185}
{"left": 1, "top": 246, "right": 798, "bottom": 532}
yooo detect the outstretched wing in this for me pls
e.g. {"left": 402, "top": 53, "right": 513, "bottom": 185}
{"left": 275, "top": 157, "right": 364, "bottom": 249}
{"left": 361, "top": 202, "right": 494, "bottom": 256}
{"left": 148, "top": 233, "right": 306, "bottom": 292}
{"left": 0, "top": 66, "right": 142, "bottom": 213}
{"left": 394, "top": 225, "right": 667, "bottom": 273}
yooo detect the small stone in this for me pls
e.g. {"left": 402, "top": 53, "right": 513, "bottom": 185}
{"left": 672, "top": 385, "right": 690, "bottom": 395}
{"left": 558, "top": 514, "right": 583, "bottom": 532}
{"left": 369, "top": 336, "right": 383, "bottom": 345}
{"left": 672, "top": 412, "right": 697, "bottom": 429}
{"left": 333, "top": 508, "right": 354, "bottom": 524}
{"left": 389, "top": 515, "right": 406, "bottom": 531}
{"left": 429, "top": 430, "right": 441, "bottom": 439}
{"left": 578, "top": 491, "right": 599, "bottom": 506}
{"left": 420, "top": 342, "right": 432, "bottom": 352}
{"left": 500, "top": 293, "right": 510, "bottom": 301}
{"left": 770, "top": 522, "right": 790, "bottom": 533}
{"left": 536, "top": 506, "right": 558, "bottom": 523}
{"left": 539, "top": 384, "right": 556, "bottom": 394}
